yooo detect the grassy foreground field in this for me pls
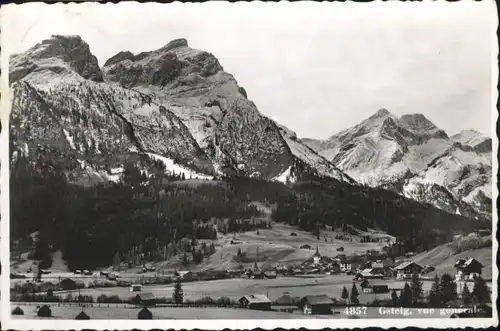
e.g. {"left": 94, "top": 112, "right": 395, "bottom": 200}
{"left": 11, "top": 302, "right": 465, "bottom": 319}
{"left": 11, "top": 303, "right": 325, "bottom": 319}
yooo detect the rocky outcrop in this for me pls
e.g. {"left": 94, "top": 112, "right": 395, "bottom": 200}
{"left": 10, "top": 35, "right": 103, "bottom": 83}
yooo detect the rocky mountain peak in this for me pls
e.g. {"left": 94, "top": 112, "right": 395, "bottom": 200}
{"left": 102, "top": 38, "right": 224, "bottom": 89}
{"left": 398, "top": 113, "right": 448, "bottom": 140}
{"left": 161, "top": 38, "right": 189, "bottom": 52}
{"left": 103, "top": 51, "right": 135, "bottom": 67}
{"left": 370, "top": 108, "right": 392, "bottom": 119}
{"left": 400, "top": 113, "right": 436, "bottom": 129}
{"left": 10, "top": 34, "right": 103, "bottom": 83}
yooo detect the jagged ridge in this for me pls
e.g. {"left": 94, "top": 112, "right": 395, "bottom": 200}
{"left": 303, "top": 109, "right": 492, "bottom": 218}
{"left": 10, "top": 35, "right": 352, "bottom": 185}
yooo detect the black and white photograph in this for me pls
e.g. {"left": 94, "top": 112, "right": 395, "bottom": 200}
{"left": 0, "top": 1, "right": 497, "bottom": 328}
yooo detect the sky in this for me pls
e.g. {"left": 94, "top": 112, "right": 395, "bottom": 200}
{"left": 1, "top": 1, "right": 497, "bottom": 139}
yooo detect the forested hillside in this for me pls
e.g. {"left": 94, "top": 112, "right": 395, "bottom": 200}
{"left": 272, "top": 180, "right": 488, "bottom": 252}
{"left": 11, "top": 149, "right": 487, "bottom": 271}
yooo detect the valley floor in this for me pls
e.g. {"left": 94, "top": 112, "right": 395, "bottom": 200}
{"left": 15, "top": 274, "right": 492, "bottom": 304}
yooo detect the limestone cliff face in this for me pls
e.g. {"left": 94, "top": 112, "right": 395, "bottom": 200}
{"left": 10, "top": 36, "right": 215, "bottom": 184}
{"left": 102, "top": 38, "right": 349, "bottom": 181}
{"left": 10, "top": 35, "right": 351, "bottom": 184}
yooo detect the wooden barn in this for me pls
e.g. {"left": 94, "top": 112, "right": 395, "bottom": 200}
{"left": 59, "top": 278, "right": 78, "bottom": 291}
{"left": 134, "top": 292, "right": 156, "bottom": 307}
{"left": 300, "top": 295, "right": 334, "bottom": 315}
{"left": 238, "top": 294, "right": 271, "bottom": 311}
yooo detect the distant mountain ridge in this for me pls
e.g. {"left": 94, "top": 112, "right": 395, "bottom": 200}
{"left": 302, "top": 109, "right": 492, "bottom": 218}
{"left": 451, "top": 129, "right": 492, "bottom": 154}
{"left": 9, "top": 35, "right": 489, "bottom": 222}
{"left": 10, "top": 35, "right": 353, "bottom": 185}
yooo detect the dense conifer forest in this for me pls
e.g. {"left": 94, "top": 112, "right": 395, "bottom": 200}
{"left": 10, "top": 151, "right": 488, "bottom": 271}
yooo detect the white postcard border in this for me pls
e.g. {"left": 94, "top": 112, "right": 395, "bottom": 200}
{"left": 0, "top": 1, "right": 498, "bottom": 329}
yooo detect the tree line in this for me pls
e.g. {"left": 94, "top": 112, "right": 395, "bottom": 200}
{"left": 340, "top": 274, "right": 490, "bottom": 307}
{"left": 272, "top": 180, "right": 487, "bottom": 253}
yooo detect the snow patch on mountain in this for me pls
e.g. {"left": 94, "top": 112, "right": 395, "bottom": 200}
{"left": 273, "top": 166, "right": 294, "bottom": 183}
{"left": 62, "top": 129, "right": 76, "bottom": 150}
{"left": 147, "top": 152, "right": 213, "bottom": 180}
{"left": 451, "top": 129, "right": 490, "bottom": 148}
{"left": 277, "top": 124, "right": 355, "bottom": 184}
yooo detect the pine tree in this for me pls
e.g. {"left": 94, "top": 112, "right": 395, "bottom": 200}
{"left": 237, "top": 248, "right": 242, "bottom": 257}
{"left": 350, "top": 282, "right": 359, "bottom": 305}
{"left": 410, "top": 275, "right": 423, "bottom": 305}
{"left": 472, "top": 276, "right": 490, "bottom": 304}
{"left": 35, "top": 263, "right": 42, "bottom": 282}
{"left": 391, "top": 289, "right": 399, "bottom": 306}
{"left": 439, "top": 273, "right": 457, "bottom": 304}
{"left": 173, "top": 277, "right": 183, "bottom": 304}
{"left": 113, "top": 252, "right": 121, "bottom": 271}
{"left": 341, "top": 286, "right": 349, "bottom": 302}
{"left": 428, "top": 275, "right": 441, "bottom": 307}
{"left": 461, "top": 283, "right": 472, "bottom": 305}
{"left": 361, "top": 278, "right": 370, "bottom": 289}
{"left": 400, "top": 283, "right": 413, "bottom": 307}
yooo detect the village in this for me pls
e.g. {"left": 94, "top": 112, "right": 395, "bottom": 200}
{"left": 10, "top": 227, "right": 492, "bottom": 320}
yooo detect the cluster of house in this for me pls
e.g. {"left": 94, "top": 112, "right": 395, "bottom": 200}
{"left": 353, "top": 257, "right": 484, "bottom": 283}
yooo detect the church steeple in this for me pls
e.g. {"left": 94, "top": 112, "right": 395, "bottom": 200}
{"left": 314, "top": 245, "right": 321, "bottom": 257}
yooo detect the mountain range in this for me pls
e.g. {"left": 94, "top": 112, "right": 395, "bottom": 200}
{"left": 9, "top": 35, "right": 491, "bottom": 220}
{"left": 9, "top": 35, "right": 353, "bottom": 188}
{"left": 302, "top": 110, "right": 492, "bottom": 218}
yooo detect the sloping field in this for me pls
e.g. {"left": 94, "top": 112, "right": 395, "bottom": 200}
{"left": 12, "top": 220, "right": 391, "bottom": 276}
{"left": 197, "top": 222, "right": 388, "bottom": 271}
{"left": 11, "top": 250, "right": 69, "bottom": 274}
{"left": 412, "top": 235, "right": 492, "bottom": 279}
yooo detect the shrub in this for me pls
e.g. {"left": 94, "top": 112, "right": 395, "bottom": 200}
{"left": 37, "top": 305, "right": 52, "bottom": 317}
{"left": 75, "top": 311, "right": 90, "bottom": 320}
{"left": 76, "top": 295, "right": 94, "bottom": 303}
{"left": 197, "top": 296, "right": 215, "bottom": 305}
{"left": 12, "top": 306, "right": 24, "bottom": 315}
{"left": 155, "top": 297, "right": 174, "bottom": 304}
{"left": 138, "top": 307, "right": 153, "bottom": 319}
{"left": 117, "top": 280, "right": 132, "bottom": 287}
{"left": 97, "top": 294, "right": 123, "bottom": 303}
{"left": 215, "top": 296, "right": 234, "bottom": 307}
{"left": 11, "top": 294, "right": 60, "bottom": 303}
